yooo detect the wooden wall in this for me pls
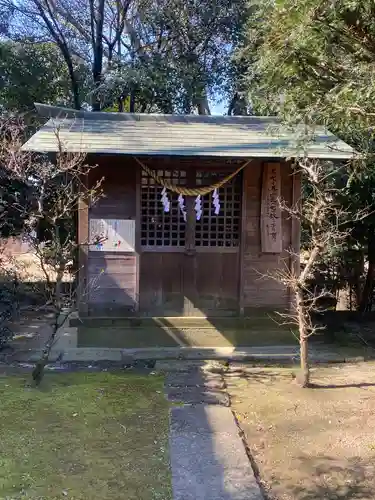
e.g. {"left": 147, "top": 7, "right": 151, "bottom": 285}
{"left": 86, "top": 157, "right": 138, "bottom": 315}
{"left": 81, "top": 155, "right": 300, "bottom": 317}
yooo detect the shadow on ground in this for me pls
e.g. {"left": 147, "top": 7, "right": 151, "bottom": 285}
{"left": 310, "top": 382, "right": 375, "bottom": 389}
{"left": 290, "top": 456, "right": 375, "bottom": 500}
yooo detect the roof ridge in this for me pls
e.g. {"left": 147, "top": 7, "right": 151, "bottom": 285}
{"left": 34, "top": 103, "right": 279, "bottom": 123}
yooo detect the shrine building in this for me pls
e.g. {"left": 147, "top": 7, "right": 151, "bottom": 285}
{"left": 22, "top": 104, "right": 354, "bottom": 329}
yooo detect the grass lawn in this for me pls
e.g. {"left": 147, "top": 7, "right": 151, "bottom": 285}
{"left": 0, "top": 371, "right": 172, "bottom": 500}
{"left": 227, "top": 362, "right": 375, "bottom": 500}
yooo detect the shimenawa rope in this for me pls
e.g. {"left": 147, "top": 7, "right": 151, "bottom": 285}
{"left": 134, "top": 157, "right": 251, "bottom": 196}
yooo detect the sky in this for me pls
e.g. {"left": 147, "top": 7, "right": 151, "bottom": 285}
{"left": 211, "top": 101, "right": 227, "bottom": 116}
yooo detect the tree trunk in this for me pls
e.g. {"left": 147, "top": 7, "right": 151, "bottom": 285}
{"left": 66, "top": 58, "right": 81, "bottom": 110}
{"left": 359, "top": 227, "right": 375, "bottom": 312}
{"left": 352, "top": 250, "right": 364, "bottom": 310}
{"left": 228, "top": 92, "right": 248, "bottom": 116}
{"left": 296, "top": 288, "right": 310, "bottom": 387}
{"left": 129, "top": 90, "right": 136, "bottom": 113}
{"left": 117, "top": 97, "right": 124, "bottom": 112}
{"left": 90, "top": 0, "right": 105, "bottom": 111}
{"left": 359, "top": 260, "right": 375, "bottom": 312}
{"left": 196, "top": 94, "right": 211, "bottom": 115}
{"left": 294, "top": 242, "right": 320, "bottom": 388}
{"left": 33, "top": 0, "right": 81, "bottom": 109}
{"left": 182, "top": 94, "right": 192, "bottom": 114}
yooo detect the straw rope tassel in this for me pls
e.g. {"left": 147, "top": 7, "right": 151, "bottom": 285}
{"left": 134, "top": 157, "right": 252, "bottom": 196}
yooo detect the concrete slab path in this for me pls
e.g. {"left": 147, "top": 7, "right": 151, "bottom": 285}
{"left": 169, "top": 406, "right": 262, "bottom": 500}
{"left": 165, "top": 370, "right": 263, "bottom": 500}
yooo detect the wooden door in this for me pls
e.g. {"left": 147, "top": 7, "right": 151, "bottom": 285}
{"left": 184, "top": 168, "right": 241, "bottom": 316}
{"left": 138, "top": 164, "right": 241, "bottom": 316}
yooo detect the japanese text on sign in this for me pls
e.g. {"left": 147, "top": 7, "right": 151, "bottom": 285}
{"left": 261, "top": 163, "right": 282, "bottom": 253}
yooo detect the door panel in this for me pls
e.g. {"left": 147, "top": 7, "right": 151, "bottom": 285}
{"left": 139, "top": 252, "right": 185, "bottom": 315}
{"left": 139, "top": 250, "right": 239, "bottom": 316}
{"left": 189, "top": 252, "right": 239, "bottom": 316}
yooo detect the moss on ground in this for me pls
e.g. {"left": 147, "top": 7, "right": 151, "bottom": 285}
{"left": 77, "top": 325, "right": 297, "bottom": 348}
{"left": 0, "top": 372, "right": 172, "bottom": 500}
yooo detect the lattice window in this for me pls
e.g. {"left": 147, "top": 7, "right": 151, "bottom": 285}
{"left": 195, "top": 170, "right": 241, "bottom": 247}
{"left": 141, "top": 169, "right": 186, "bottom": 247}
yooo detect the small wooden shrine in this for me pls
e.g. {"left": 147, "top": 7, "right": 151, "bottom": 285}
{"left": 22, "top": 104, "right": 354, "bottom": 318}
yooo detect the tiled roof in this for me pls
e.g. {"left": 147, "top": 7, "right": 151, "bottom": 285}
{"left": 21, "top": 103, "right": 355, "bottom": 159}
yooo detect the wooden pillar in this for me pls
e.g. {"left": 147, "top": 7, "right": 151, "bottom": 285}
{"left": 239, "top": 163, "right": 249, "bottom": 315}
{"left": 78, "top": 174, "right": 89, "bottom": 316}
{"left": 134, "top": 166, "right": 141, "bottom": 311}
{"left": 183, "top": 195, "right": 196, "bottom": 316}
{"left": 183, "top": 169, "right": 197, "bottom": 316}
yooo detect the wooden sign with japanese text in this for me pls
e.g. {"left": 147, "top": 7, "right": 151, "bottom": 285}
{"left": 261, "top": 163, "right": 282, "bottom": 253}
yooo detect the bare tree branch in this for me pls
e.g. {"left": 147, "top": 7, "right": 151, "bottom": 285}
{"left": 260, "top": 158, "right": 370, "bottom": 387}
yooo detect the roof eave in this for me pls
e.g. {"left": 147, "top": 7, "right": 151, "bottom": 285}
{"left": 20, "top": 142, "right": 354, "bottom": 160}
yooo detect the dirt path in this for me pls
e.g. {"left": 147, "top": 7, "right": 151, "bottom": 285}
{"left": 227, "top": 363, "right": 375, "bottom": 500}
{"left": 0, "top": 310, "right": 52, "bottom": 360}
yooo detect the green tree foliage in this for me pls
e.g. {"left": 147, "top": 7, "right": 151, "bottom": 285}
{"left": 1, "top": 0, "right": 245, "bottom": 113}
{"left": 0, "top": 41, "right": 83, "bottom": 112}
{"left": 244, "top": 0, "right": 375, "bottom": 134}
{"left": 0, "top": 115, "right": 35, "bottom": 239}
{"left": 105, "top": 0, "right": 245, "bottom": 114}
{"left": 242, "top": 0, "right": 375, "bottom": 310}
